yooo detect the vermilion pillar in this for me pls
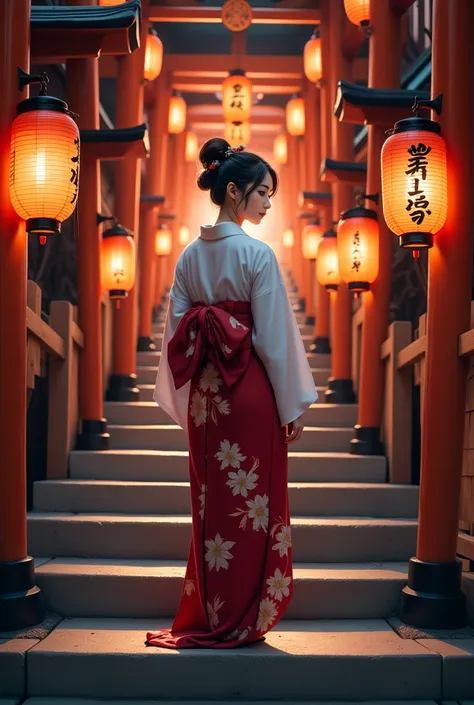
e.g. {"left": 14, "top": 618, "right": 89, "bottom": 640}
{"left": 68, "top": 0, "right": 109, "bottom": 448}
{"left": 169, "top": 130, "right": 186, "bottom": 275}
{"left": 106, "top": 9, "right": 147, "bottom": 401}
{"left": 0, "top": 0, "right": 43, "bottom": 631}
{"left": 351, "top": 0, "right": 401, "bottom": 451}
{"left": 400, "top": 0, "right": 474, "bottom": 629}
{"left": 288, "top": 135, "right": 303, "bottom": 297}
{"left": 326, "top": 0, "right": 355, "bottom": 404}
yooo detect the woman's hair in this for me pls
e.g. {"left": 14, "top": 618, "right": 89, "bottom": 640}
{"left": 197, "top": 137, "right": 278, "bottom": 207}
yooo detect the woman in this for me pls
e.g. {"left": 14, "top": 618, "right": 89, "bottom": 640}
{"left": 146, "top": 138, "right": 317, "bottom": 649}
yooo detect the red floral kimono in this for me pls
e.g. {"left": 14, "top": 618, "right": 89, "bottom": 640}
{"left": 146, "top": 301, "right": 293, "bottom": 648}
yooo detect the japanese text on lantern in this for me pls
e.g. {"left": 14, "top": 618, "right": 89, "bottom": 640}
{"left": 351, "top": 230, "right": 361, "bottom": 273}
{"left": 405, "top": 143, "right": 432, "bottom": 226}
{"left": 70, "top": 137, "right": 80, "bottom": 205}
{"left": 231, "top": 82, "right": 245, "bottom": 112}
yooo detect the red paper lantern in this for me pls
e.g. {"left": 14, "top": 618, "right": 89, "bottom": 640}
{"left": 169, "top": 94, "right": 187, "bottom": 135}
{"left": 337, "top": 207, "right": 379, "bottom": 294}
{"left": 99, "top": 0, "right": 127, "bottom": 5}
{"left": 101, "top": 224, "right": 136, "bottom": 300}
{"left": 286, "top": 95, "right": 305, "bottom": 137}
{"left": 282, "top": 228, "right": 294, "bottom": 249}
{"left": 381, "top": 116, "right": 447, "bottom": 251}
{"left": 155, "top": 224, "right": 172, "bottom": 256}
{"left": 222, "top": 70, "right": 252, "bottom": 124}
{"left": 302, "top": 219, "right": 323, "bottom": 260}
{"left": 179, "top": 225, "right": 190, "bottom": 246}
{"left": 304, "top": 28, "right": 322, "bottom": 84}
{"left": 273, "top": 133, "right": 288, "bottom": 165}
{"left": 144, "top": 30, "right": 163, "bottom": 82}
{"left": 224, "top": 121, "right": 251, "bottom": 148}
{"left": 344, "top": 0, "right": 370, "bottom": 28}
{"left": 316, "top": 228, "right": 340, "bottom": 290}
{"left": 9, "top": 94, "right": 80, "bottom": 238}
{"left": 185, "top": 130, "right": 199, "bottom": 162}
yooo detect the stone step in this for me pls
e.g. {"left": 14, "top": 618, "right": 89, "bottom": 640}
{"left": 136, "top": 365, "right": 330, "bottom": 387}
{"left": 34, "top": 557, "right": 409, "bottom": 619}
{"left": 69, "top": 450, "right": 388, "bottom": 484}
{"left": 22, "top": 618, "right": 442, "bottom": 700}
{"left": 139, "top": 347, "right": 330, "bottom": 367}
{"left": 33, "top": 481, "right": 418, "bottom": 517}
{"left": 103, "top": 401, "right": 357, "bottom": 428}
{"left": 27, "top": 514, "right": 417, "bottom": 562}
{"left": 107, "top": 424, "right": 353, "bottom": 453}
{"left": 138, "top": 383, "right": 329, "bottom": 402}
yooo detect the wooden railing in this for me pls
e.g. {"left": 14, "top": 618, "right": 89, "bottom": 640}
{"left": 27, "top": 281, "right": 83, "bottom": 480}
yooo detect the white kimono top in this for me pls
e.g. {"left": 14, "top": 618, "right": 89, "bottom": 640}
{"left": 153, "top": 221, "right": 318, "bottom": 430}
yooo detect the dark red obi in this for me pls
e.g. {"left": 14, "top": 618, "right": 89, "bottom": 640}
{"left": 168, "top": 301, "right": 253, "bottom": 390}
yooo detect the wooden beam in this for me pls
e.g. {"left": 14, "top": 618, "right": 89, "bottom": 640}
{"left": 148, "top": 6, "right": 320, "bottom": 25}
{"left": 172, "top": 75, "right": 300, "bottom": 95}
{"left": 168, "top": 53, "right": 304, "bottom": 77}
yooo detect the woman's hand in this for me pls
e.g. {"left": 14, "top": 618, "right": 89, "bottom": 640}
{"left": 285, "top": 415, "right": 304, "bottom": 444}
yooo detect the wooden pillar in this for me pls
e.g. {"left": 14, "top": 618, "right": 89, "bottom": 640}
{"left": 106, "top": 9, "right": 147, "bottom": 401}
{"left": 326, "top": 0, "right": 356, "bottom": 404}
{"left": 288, "top": 135, "right": 303, "bottom": 294}
{"left": 67, "top": 0, "right": 108, "bottom": 448}
{"left": 400, "top": 0, "right": 474, "bottom": 629}
{"left": 0, "top": 0, "right": 43, "bottom": 631}
{"left": 169, "top": 130, "right": 186, "bottom": 274}
{"left": 350, "top": 0, "right": 401, "bottom": 450}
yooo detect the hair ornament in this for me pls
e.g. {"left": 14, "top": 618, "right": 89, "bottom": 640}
{"left": 206, "top": 144, "right": 246, "bottom": 171}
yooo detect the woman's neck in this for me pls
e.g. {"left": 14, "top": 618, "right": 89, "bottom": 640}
{"left": 214, "top": 206, "right": 243, "bottom": 227}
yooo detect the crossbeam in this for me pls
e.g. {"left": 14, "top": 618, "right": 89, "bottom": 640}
{"left": 148, "top": 6, "right": 320, "bottom": 25}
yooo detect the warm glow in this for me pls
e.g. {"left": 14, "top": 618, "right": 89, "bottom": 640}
{"left": 168, "top": 94, "right": 187, "bottom": 134}
{"left": 185, "top": 130, "right": 199, "bottom": 162}
{"left": 101, "top": 226, "right": 136, "bottom": 299}
{"left": 344, "top": 0, "right": 370, "bottom": 27}
{"left": 222, "top": 70, "right": 252, "bottom": 124}
{"left": 282, "top": 228, "right": 294, "bottom": 248}
{"left": 304, "top": 29, "right": 323, "bottom": 84}
{"left": 144, "top": 31, "right": 163, "bottom": 82}
{"left": 317, "top": 230, "right": 340, "bottom": 290}
{"left": 286, "top": 96, "right": 305, "bottom": 137}
{"left": 381, "top": 118, "right": 447, "bottom": 250}
{"left": 10, "top": 97, "right": 80, "bottom": 235}
{"left": 302, "top": 220, "right": 323, "bottom": 260}
{"left": 155, "top": 225, "right": 172, "bottom": 256}
{"left": 224, "top": 121, "right": 251, "bottom": 147}
{"left": 337, "top": 208, "right": 379, "bottom": 293}
{"left": 99, "top": 0, "right": 126, "bottom": 5}
{"left": 179, "top": 225, "right": 190, "bottom": 245}
{"left": 273, "top": 133, "right": 288, "bottom": 165}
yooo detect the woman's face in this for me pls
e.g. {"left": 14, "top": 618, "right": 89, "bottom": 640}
{"left": 234, "top": 170, "right": 273, "bottom": 225}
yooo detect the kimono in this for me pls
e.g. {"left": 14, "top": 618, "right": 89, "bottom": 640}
{"left": 146, "top": 221, "right": 317, "bottom": 649}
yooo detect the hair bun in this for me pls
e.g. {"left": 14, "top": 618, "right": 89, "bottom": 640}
{"left": 197, "top": 137, "right": 231, "bottom": 191}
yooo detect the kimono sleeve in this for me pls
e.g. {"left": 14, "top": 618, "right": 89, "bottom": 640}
{"left": 250, "top": 248, "right": 318, "bottom": 427}
{"left": 153, "top": 260, "right": 191, "bottom": 431}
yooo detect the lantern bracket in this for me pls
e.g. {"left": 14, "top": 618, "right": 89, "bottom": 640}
{"left": 356, "top": 191, "right": 379, "bottom": 207}
{"left": 18, "top": 67, "right": 49, "bottom": 95}
{"left": 97, "top": 213, "right": 117, "bottom": 227}
{"left": 413, "top": 93, "right": 443, "bottom": 116}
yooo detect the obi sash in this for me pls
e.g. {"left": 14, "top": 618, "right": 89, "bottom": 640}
{"left": 168, "top": 301, "right": 253, "bottom": 390}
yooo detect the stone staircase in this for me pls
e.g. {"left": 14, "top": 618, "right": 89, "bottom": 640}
{"left": 3, "top": 276, "right": 474, "bottom": 703}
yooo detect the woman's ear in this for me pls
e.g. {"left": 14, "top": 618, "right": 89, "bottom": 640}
{"left": 226, "top": 181, "right": 238, "bottom": 201}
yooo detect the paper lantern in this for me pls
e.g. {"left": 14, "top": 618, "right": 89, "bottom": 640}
{"left": 316, "top": 228, "right": 340, "bottom": 290}
{"left": 99, "top": 0, "right": 127, "bottom": 5}
{"left": 273, "top": 133, "right": 288, "bottom": 165}
{"left": 185, "top": 130, "right": 199, "bottom": 162}
{"left": 381, "top": 116, "right": 447, "bottom": 251}
{"left": 286, "top": 95, "right": 305, "bottom": 137}
{"left": 155, "top": 224, "right": 172, "bottom": 256}
{"left": 222, "top": 70, "right": 252, "bottom": 124}
{"left": 101, "top": 224, "right": 135, "bottom": 300}
{"left": 282, "top": 228, "right": 294, "bottom": 248}
{"left": 302, "top": 219, "right": 323, "bottom": 260}
{"left": 304, "top": 28, "right": 322, "bottom": 84}
{"left": 344, "top": 0, "right": 370, "bottom": 28}
{"left": 10, "top": 94, "right": 80, "bottom": 238}
{"left": 144, "top": 30, "right": 163, "bottom": 82}
{"left": 224, "top": 121, "right": 251, "bottom": 147}
{"left": 169, "top": 94, "right": 187, "bottom": 135}
{"left": 337, "top": 207, "right": 379, "bottom": 293}
{"left": 179, "top": 225, "right": 190, "bottom": 246}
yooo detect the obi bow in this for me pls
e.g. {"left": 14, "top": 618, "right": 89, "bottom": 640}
{"left": 168, "top": 302, "right": 252, "bottom": 390}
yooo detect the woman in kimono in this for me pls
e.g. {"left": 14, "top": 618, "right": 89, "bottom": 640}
{"left": 146, "top": 138, "right": 317, "bottom": 649}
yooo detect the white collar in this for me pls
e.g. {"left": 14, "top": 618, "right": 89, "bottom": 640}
{"left": 199, "top": 222, "right": 248, "bottom": 241}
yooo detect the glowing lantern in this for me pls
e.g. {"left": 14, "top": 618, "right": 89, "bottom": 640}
{"left": 144, "top": 30, "right": 163, "bottom": 82}
{"left": 282, "top": 228, "right": 294, "bottom": 248}
{"left": 99, "top": 0, "right": 127, "bottom": 5}
{"left": 10, "top": 91, "right": 80, "bottom": 240}
{"left": 337, "top": 207, "right": 379, "bottom": 294}
{"left": 179, "top": 225, "right": 190, "bottom": 246}
{"left": 224, "top": 121, "right": 251, "bottom": 148}
{"left": 155, "top": 224, "right": 172, "bottom": 256}
{"left": 101, "top": 224, "right": 135, "bottom": 303}
{"left": 185, "top": 130, "right": 199, "bottom": 162}
{"left": 286, "top": 95, "right": 305, "bottom": 137}
{"left": 302, "top": 219, "right": 323, "bottom": 260}
{"left": 304, "top": 28, "right": 322, "bottom": 84}
{"left": 273, "top": 133, "right": 288, "bottom": 165}
{"left": 168, "top": 93, "right": 187, "bottom": 135}
{"left": 317, "top": 228, "right": 340, "bottom": 291}
{"left": 344, "top": 0, "right": 370, "bottom": 28}
{"left": 222, "top": 69, "right": 252, "bottom": 124}
{"left": 381, "top": 116, "right": 447, "bottom": 252}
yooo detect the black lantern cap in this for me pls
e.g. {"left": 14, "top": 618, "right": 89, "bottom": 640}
{"left": 339, "top": 206, "right": 378, "bottom": 221}
{"left": 322, "top": 227, "right": 337, "bottom": 238}
{"left": 102, "top": 223, "right": 134, "bottom": 239}
{"left": 392, "top": 116, "right": 441, "bottom": 135}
